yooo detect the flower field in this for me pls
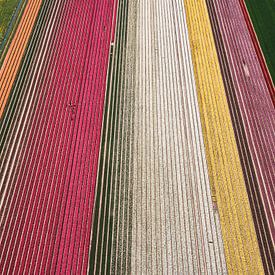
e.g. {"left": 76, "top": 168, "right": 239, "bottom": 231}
{"left": 0, "top": 0, "right": 274, "bottom": 274}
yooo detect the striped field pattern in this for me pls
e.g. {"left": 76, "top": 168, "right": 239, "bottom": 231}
{"left": 0, "top": 0, "right": 116, "bottom": 273}
{"left": 90, "top": 0, "right": 227, "bottom": 273}
{"left": 184, "top": 0, "right": 264, "bottom": 273}
{"left": 0, "top": 0, "right": 274, "bottom": 274}
{"left": 206, "top": 0, "right": 275, "bottom": 273}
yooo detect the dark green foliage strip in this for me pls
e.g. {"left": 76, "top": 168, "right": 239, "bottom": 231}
{"left": 245, "top": 0, "right": 275, "bottom": 82}
{"left": 89, "top": 0, "right": 131, "bottom": 274}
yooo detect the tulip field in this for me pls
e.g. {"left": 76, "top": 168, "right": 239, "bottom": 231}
{"left": 0, "top": 0, "right": 274, "bottom": 274}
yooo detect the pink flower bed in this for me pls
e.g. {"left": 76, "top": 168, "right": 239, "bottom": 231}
{"left": 0, "top": 0, "right": 116, "bottom": 273}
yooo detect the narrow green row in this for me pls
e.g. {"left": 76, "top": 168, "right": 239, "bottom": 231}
{"left": 89, "top": 0, "right": 132, "bottom": 274}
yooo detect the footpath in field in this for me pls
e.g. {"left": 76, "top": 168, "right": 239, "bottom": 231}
{"left": 0, "top": 0, "right": 116, "bottom": 273}
{"left": 206, "top": 0, "right": 275, "bottom": 273}
{"left": 90, "top": 0, "right": 227, "bottom": 274}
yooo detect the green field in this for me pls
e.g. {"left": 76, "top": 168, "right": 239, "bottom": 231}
{"left": 0, "top": 0, "right": 20, "bottom": 43}
{"left": 245, "top": 0, "right": 275, "bottom": 83}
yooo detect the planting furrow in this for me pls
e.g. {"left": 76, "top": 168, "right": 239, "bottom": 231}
{"left": 0, "top": 0, "right": 52, "bottom": 154}
{"left": 207, "top": 1, "right": 275, "bottom": 273}
{"left": 28, "top": 4, "right": 96, "bottom": 274}
{"left": 0, "top": 0, "right": 59, "bottom": 233}
{"left": 54, "top": 2, "right": 113, "bottom": 273}
{"left": 0, "top": 1, "right": 66, "bottom": 272}
{"left": 0, "top": 0, "right": 68, "bottom": 226}
{"left": 0, "top": 0, "right": 116, "bottom": 273}
{"left": 210, "top": 0, "right": 275, "bottom": 266}
{"left": 184, "top": 0, "right": 264, "bottom": 273}
{"left": 111, "top": 0, "right": 119, "bottom": 43}
{"left": 3, "top": 0, "right": 85, "bottom": 272}
{"left": 6, "top": 2, "right": 82, "bottom": 274}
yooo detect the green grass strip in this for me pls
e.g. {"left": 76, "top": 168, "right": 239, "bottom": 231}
{"left": 0, "top": 0, "right": 20, "bottom": 42}
{"left": 0, "top": 0, "right": 28, "bottom": 64}
{"left": 245, "top": 0, "right": 275, "bottom": 82}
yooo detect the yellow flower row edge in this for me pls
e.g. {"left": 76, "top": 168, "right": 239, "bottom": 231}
{"left": 183, "top": 0, "right": 264, "bottom": 273}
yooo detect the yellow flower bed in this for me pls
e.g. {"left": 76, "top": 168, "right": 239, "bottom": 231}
{"left": 184, "top": 0, "right": 264, "bottom": 273}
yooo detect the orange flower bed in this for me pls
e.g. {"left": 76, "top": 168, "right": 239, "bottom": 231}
{"left": 0, "top": 0, "right": 42, "bottom": 118}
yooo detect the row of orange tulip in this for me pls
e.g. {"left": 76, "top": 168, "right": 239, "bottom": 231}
{"left": 0, "top": 0, "right": 42, "bottom": 118}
